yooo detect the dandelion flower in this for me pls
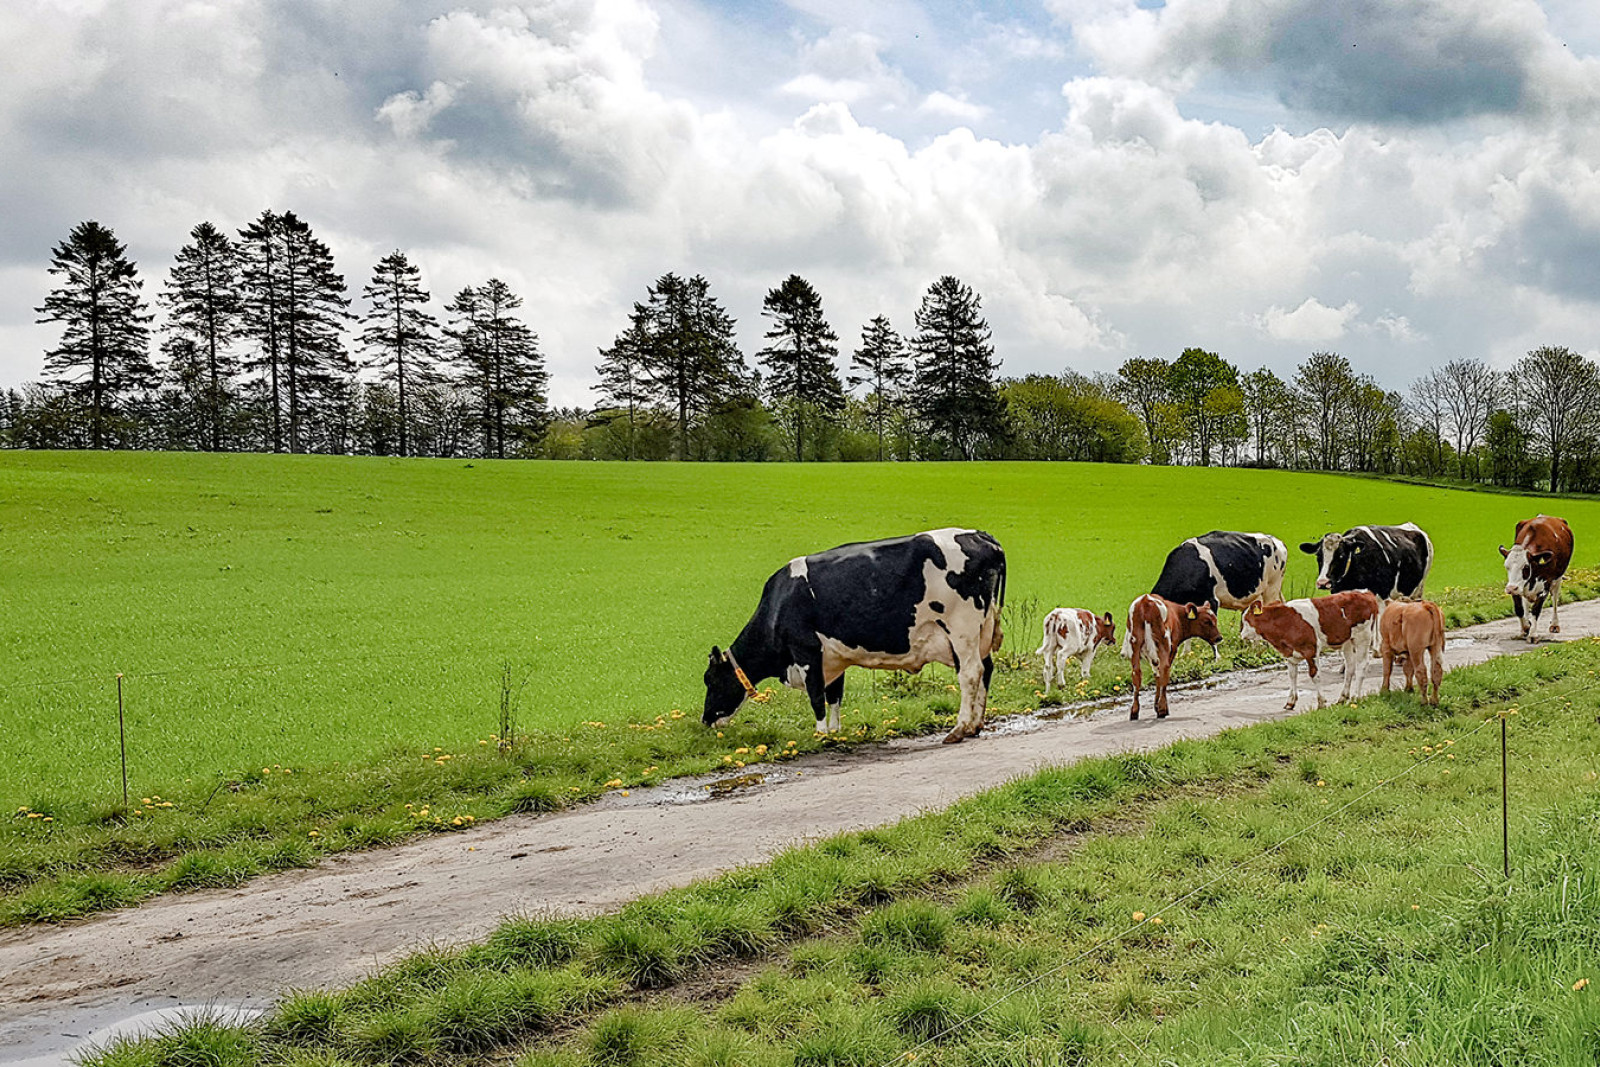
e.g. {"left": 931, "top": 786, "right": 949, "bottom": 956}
{"left": 1132, "top": 911, "right": 1146, "bottom": 921}
{"left": 1575, "top": 978, "right": 1590, "bottom": 991}
{"left": 1151, "top": 917, "right": 1163, "bottom": 926}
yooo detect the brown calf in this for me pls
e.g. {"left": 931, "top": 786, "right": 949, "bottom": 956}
{"left": 1379, "top": 600, "right": 1445, "bottom": 705}
{"left": 1240, "top": 590, "right": 1381, "bottom": 710}
{"left": 1500, "top": 514, "right": 1575, "bottom": 642}
{"left": 1123, "top": 594, "right": 1222, "bottom": 720}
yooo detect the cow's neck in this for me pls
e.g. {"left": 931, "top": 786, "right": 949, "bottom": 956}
{"left": 728, "top": 628, "right": 783, "bottom": 685}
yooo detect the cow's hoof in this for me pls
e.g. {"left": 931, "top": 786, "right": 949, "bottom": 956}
{"left": 1155, "top": 710, "right": 1169, "bottom": 719}
{"left": 941, "top": 729, "right": 966, "bottom": 744}
{"left": 1283, "top": 699, "right": 1296, "bottom": 710}
{"left": 1551, "top": 624, "right": 1562, "bottom": 633}
{"left": 1128, "top": 710, "right": 1140, "bottom": 721}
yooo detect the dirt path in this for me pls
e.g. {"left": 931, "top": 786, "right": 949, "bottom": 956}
{"left": 4, "top": 605, "right": 1591, "bottom": 1062}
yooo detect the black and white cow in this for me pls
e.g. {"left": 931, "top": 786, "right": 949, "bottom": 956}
{"left": 1299, "top": 523, "right": 1434, "bottom": 601}
{"left": 1151, "top": 531, "right": 1288, "bottom": 612}
{"left": 704, "top": 528, "right": 1005, "bottom": 744}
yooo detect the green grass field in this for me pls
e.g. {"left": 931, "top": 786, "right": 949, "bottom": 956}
{"left": 5, "top": 452, "right": 1599, "bottom": 922}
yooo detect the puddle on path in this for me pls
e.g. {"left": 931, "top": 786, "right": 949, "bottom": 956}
{"left": 3, "top": 1005, "right": 262, "bottom": 1067}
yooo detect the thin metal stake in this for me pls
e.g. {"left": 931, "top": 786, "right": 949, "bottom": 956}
{"left": 1501, "top": 711, "right": 1510, "bottom": 880}
{"left": 118, "top": 672, "right": 128, "bottom": 813}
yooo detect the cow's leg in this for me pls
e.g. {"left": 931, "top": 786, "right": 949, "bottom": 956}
{"left": 1345, "top": 631, "right": 1370, "bottom": 702}
{"left": 1079, "top": 645, "right": 1097, "bottom": 679}
{"left": 1550, "top": 579, "right": 1563, "bottom": 634}
{"left": 1428, "top": 645, "right": 1443, "bottom": 705}
{"left": 824, "top": 674, "right": 844, "bottom": 733}
{"left": 1307, "top": 658, "right": 1326, "bottom": 709}
{"left": 1040, "top": 646, "right": 1054, "bottom": 698}
{"left": 976, "top": 654, "right": 995, "bottom": 734}
{"left": 1285, "top": 659, "right": 1300, "bottom": 710}
{"left": 1154, "top": 652, "right": 1173, "bottom": 718}
{"left": 806, "top": 666, "right": 831, "bottom": 736}
{"left": 1529, "top": 593, "right": 1548, "bottom": 642}
{"left": 1129, "top": 652, "right": 1144, "bottom": 721}
{"left": 1381, "top": 645, "right": 1394, "bottom": 693}
{"left": 943, "top": 642, "right": 986, "bottom": 743}
{"left": 1513, "top": 594, "right": 1528, "bottom": 639}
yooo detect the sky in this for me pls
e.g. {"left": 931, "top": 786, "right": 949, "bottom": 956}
{"left": 4, "top": 0, "right": 1600, "bottom": 408}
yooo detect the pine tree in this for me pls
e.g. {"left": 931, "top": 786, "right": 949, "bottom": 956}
{"left": 238, "top": 210, "right": 287, "bottom": 451}
{"left": 161, "top": 221, "right": 242, "bottom": 451}
{"left": 444, "top": 280, "right": 548, "bottom": 458}
{"left": 35, "top": 220, "right": 156, "bottom": 448}
{"left": 594, "top": 321, "right": 650, "bottom": 460}
{"left": 848, "top": 315, "right": 911, "bottom": 462}
{"left": 359, "top": 251, "right": 438, "bottom": 457}
{"left": 238, "top": 210, "right": 351, "bottom": 452}
{"left": 758, "top": 275, "right": 843, "bottom": 462}
{"left": 626, "top": 273, "right": 746, "bottom": 460}
{"left": 908, "top": 275, "right": 1003, "bottom": 460}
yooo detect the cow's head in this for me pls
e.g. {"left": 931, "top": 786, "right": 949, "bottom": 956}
{"left": 1093, "top": 611, "right": 1116, "bottom": 648}
{"left": 703, "top": 646, "right": 747, "bottom": 727}
{"left": 1239, "top": 600, "right": 1269, "bottom": 644}
{"left": 1181, "top": 602, "right": 1223, "bottom": 650}
{"left": 1300, "top": 532, "right": 1354, "bottom": 590}
{"left": 1499, "top": 543, "right": 1555, "bottom": 598}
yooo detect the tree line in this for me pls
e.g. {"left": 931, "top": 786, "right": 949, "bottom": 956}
{"left": 14, "top": 216, "right": 1600, "bottom": 491}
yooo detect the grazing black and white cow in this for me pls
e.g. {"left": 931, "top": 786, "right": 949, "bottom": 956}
{"left": 1151, "top": 531, "right": 1288, "bottom": 612}
{"left": 1299, "top": 523, "right": 1434, "bottom": 601}
{"left": 704, "top": 529, "right": 1006, "bottom": 744}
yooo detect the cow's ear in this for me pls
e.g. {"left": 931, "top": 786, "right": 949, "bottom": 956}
{"left": 1250, "top": 602, "right": 1263, "bottom": 615}
{"left": 1535, "top": 551, "right": 1555, "bottom": 565}
{"left": 709, "top": 645, "right": 722, "bottom": 664}
{"left": 1498, "top": 544, "right": 1509, "bottom": 558}
{"left": 1185, "top": 604, "right": 1197, "bottom": 620}
{"left": 1353, "top": 545, "right": 1361, "bottom": 554}
{"left": 1102, "top": 611, "right": 1113, "bottom": 626}
{"left": 1299, "top": 541, "right": 1318, "bottom": 554}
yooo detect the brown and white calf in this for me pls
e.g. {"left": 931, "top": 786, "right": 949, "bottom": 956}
{"left": 1240, "top": 591, "right": 1381, "bottom": 710}
{"left": 1500, "top": 515, "right": 1574, "bottom": 642}
{"left": 1379, "top": 600, "right": 1445, "bottom": 705}
{"left": 1036, "top": 608, "right": 1116, "bottom": 697}
{"left": 1122, "top": 594, "right": 1222, "bottom": 720}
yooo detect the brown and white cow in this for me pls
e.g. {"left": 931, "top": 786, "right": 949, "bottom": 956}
{"left": 1500, "top": 514, "right": 1574, "bottom": 642}
{"left": 1379, "top": 600, "right": 1445, "bottom": 705}
{"left": 1123, "top": 594, "right": 1222, "bottom": 720}
{"left": 1036, "top": 607, "right": 1116, "bottom": 697}
{"left": 1240, "top": 591, "right": 1380, "bottom": 710}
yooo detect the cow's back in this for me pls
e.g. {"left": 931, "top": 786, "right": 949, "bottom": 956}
{"left": 1518, "top": 515, "right": 1574, "bottom": 578}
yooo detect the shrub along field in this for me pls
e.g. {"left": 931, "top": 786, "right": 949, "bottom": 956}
{"left": 84, "top": 631, "right": 1600, "bottom": 1066}
{"left": 3, "top": 451, "right": 1599, "bottom": 923}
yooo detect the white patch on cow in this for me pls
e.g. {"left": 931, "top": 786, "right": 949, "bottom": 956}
{"left": 785, "top": 663, "right": 809, "bottom": 690}
{"left": 788, "top": 557, "right": 808, "bottom": 580}
{"left": 825, "top": 702, "right": 842, "bottom": 732}
{"left": 921, "top": 527, "right": 971, "bottom": 575}
{"left": 1314, "top": 532, "right": 1343, "bottom": 587}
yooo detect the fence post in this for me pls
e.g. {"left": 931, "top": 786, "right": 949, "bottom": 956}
{"left": 1500, "top": 708, "right": 1511, "bottom": 880}
{"left": 117, "top": 672, "right": 129, "bottom": 813}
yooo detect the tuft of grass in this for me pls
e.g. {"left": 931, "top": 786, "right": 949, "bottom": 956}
{"left": 860, "top": 900, "right": 951, "bottom": 954}
{"left": 591, "top": 920, "right": 684, "bottom": 990}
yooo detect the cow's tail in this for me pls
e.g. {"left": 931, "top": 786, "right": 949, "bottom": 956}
{"left": 991, "top": 552, "right": 1007, "bottom": 652}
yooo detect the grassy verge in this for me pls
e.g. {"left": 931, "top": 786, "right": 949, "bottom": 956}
{"left": 7, "top": 570, "right": 1596, "bottom": 928}
{"left": 81, "top": 635, "right": 1600, "bottom": 1067}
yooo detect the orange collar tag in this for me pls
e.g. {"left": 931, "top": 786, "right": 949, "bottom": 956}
{"left": 724, "top": 650, "right": 759, "bottom": 699}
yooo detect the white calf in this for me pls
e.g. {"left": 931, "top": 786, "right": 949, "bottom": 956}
{"left": 1036, "top": 607, "right": 1116, "bottom": 697}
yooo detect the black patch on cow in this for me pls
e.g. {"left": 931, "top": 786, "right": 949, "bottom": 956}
{"left": 1151, "top": 531, "right": 1271, "bottom": 610}
{"left": 929, "top": 601, "right": 944, "bottom": 613}
{"left": 1313, "top": 525, "right": 1432, "bottom": 599}
{"left": 948, "top": 530, "right": 1005, "bottom": 612}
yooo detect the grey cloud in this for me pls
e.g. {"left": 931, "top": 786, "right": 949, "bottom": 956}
{"left": 1155, "top": 0, "right": 1550, "bottom": 124}
{"left": 1490, "top": 183, "right": 1600, "bottom": 301}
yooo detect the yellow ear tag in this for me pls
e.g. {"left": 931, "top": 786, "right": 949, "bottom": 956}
{"left": 1187, "top": 608, "right": 1197, "bottom": 619}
